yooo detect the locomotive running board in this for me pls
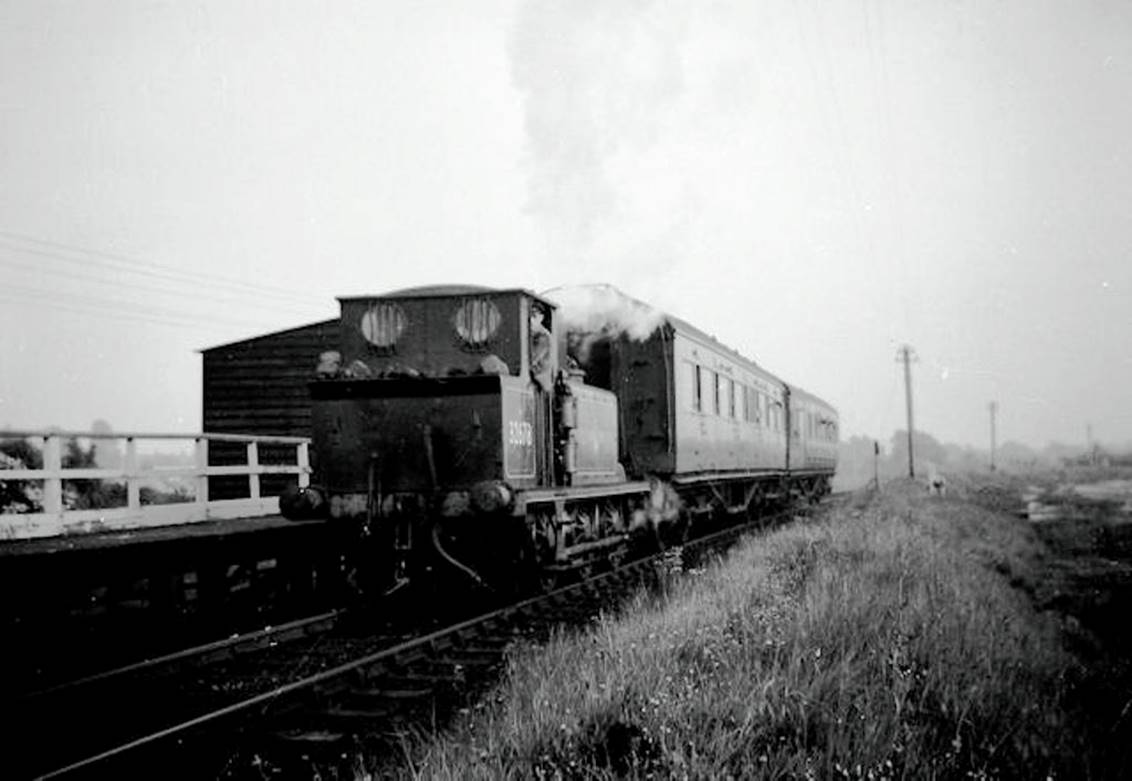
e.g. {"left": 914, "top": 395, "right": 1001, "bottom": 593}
{"left": 520, "top": 481, "right": 651, "bottom": 506}
{"left": 671, "top": 470, "right": 786, "bottom": 485}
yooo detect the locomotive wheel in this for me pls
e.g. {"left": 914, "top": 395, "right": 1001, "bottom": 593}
{"left": 514, "top": 534, "right": 560, "bottom": 595}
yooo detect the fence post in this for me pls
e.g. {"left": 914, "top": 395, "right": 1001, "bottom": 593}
{"left": 126, "top": 437, "right": 140, "bottom": 512}
{"left": 195, "top": 436, "right": 209, "bottom": 513}
{"left": 246, "top": 441, "right": 261, "bottom": 500}
{"left": 297, "top": 441, "right": 310, "bottom": 488}
{"left": 42, "top": 435, "right": 62, "bottom": 516}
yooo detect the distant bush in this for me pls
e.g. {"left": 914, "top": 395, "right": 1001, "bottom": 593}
{"left": 141, "top": 486, "right": 193, "bottom": 505}
{"left": 1, "top": 438, "right": 43, "bottom": 513}
{"left": 1, "top": 437, "right": 192, "bottom": 513}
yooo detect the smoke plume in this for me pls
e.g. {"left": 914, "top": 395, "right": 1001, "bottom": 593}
{"left": 509, "top": 1, "right": 691, "bottom": 272}
{"left": 543, "top": 283, "right": 667, "bottom": 341}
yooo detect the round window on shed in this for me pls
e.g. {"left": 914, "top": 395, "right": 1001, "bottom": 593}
{"left": 360, "top": 302, "right": 407, "bottom": 348}
{"left": 453, "top": 297, "right": 501, "bottom": 348}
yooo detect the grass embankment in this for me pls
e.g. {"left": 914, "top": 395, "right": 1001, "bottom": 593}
{"left": 396, "top": 480, "right": 1106, "bottom": 779}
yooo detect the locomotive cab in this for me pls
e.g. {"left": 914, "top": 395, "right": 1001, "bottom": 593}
{"left": 309, "top": 286, "right": 562, "bottom": 518}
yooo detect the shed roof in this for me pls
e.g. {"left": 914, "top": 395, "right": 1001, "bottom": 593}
{"left": 198, "top": 318, "right": 338, "bottom": 353}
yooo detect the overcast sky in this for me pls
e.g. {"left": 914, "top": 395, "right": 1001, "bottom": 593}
{"left": 1, "top": 0, "right": 1129, "bottom": 450}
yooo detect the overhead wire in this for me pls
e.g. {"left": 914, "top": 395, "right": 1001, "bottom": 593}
{"left": 0, "top": 247, "right": 328, "bottom": 318}
{"left": 0, "top": 290, "right": 246, "bottom": 333}
{"left": 0, "top": 280, "right": 303, "bottom": 333}
{"left": 0, "top": 230, "right": 330, "bottom": 307}
{"left": 870, "top": 0, "right": 911, "bottom": 335}
{"left": 0, "top": 229, "right": 335, "bottom": 334}
{"left": 810, "top": 2, "right": 874, "bottom": 263}
{"left": 788, "top": 0, "right": 875, "bottom": 270}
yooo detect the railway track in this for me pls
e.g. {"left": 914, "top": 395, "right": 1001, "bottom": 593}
{"left": 3, "top": 607, "right": 410, "bottom": 779}
{"left": 14, "top": 497, "right": 840, "bottom": 779}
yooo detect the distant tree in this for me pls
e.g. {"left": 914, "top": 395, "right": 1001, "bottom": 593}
{"left": 1, "top": 438, "right": 43, "bottom": 470}
{"left": 888, "top": 429, "right": 948, "bottom": 476}
{"left": 943, "top": 443, "right": 985, "bottom": 473}
{"left": 90, "top": 419, "right": 122, "bottom": 469}
{"left": 997, "top": 440, "right": 1048, "bottom": 471}
{"left": 0, "top": 438, "right": 43, "bottom": 513}
{"left": 835, "top": 436, "right": 889, "bottom": 490}
{"left": 62, "top": 437, "right": 125, "bottom": 510}
{"left": 63, "top": 437, "right": 97, "bottom": 469}
{"left": 1042, "top": 441, "right": 1086, "bottom": 464}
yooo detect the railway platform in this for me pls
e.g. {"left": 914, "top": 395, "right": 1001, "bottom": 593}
{"left": 0, "top": 430, "right": 355, "bottom": 690}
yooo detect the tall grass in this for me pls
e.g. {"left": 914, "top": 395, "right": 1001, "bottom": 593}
{"left": 398, "top": 482, "right": 1091, "bottom": 779}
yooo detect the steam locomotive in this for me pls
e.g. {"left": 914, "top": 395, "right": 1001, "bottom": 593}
{"left": 281, "top": 285, "right": 838, "bottom": 593}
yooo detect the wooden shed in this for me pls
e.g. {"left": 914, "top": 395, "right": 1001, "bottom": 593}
{"left": 201, "top": 319, "right": 339, "bottom": 497}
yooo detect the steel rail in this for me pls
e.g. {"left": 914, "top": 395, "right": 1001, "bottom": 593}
{"left": 37, "top": 496, "right": 840, "bottom": 779}
{"left": 20, "top": 609, "right": 342, "bottom": 702}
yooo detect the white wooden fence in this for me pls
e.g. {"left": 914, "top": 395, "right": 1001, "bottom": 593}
{"left": 0, "top": 431, "right": 311, "bottom": 540}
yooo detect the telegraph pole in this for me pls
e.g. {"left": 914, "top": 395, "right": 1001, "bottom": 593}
{"left": 988, "top": 401, "right": 998, "bottom": 472}
{"left": 896, "top": 344, "right": 917, "bottom": 478}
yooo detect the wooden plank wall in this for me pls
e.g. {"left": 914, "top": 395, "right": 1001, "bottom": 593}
{"left": 202, "top": 319, "right": 339, "bottom": 498}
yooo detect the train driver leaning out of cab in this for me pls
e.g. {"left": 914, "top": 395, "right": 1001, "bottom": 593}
{"left": 529, "top": 306, "right": 553, "bottom": 391}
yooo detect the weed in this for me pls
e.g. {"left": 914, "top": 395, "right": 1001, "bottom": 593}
{"left": 394, "top": 479, "right": 1130, "bottom": 779}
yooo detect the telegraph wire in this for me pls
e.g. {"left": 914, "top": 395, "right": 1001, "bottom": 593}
{"left": 0, "top": 250, "right": 328, "bottom": 317}
{"left": 0, "top": 280, "right": 299, "bottom": 333}
{"left": 0, "top": 291, "right": 246, "bottom": 334}
{"left": 0, "top": 280, "right": 284, "bottom": 331}
{"left": 789, "top": 1, "right": 875, "bottom": 270}
{"left": 0, "top": 230, "right": 329, "bottom": 306}
{"left": 809, "top": 2, "right": 873, "bottom": 252}
{"left": 870, "top": 1, "right": 911, "bottom": 335}
{"left": 0, "top": 235, "right": 324, "bottom": 309}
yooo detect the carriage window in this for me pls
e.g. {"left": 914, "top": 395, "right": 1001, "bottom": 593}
{"left": 728, "top": 379, "right": 736, "bottom": 418}
{"left": 692, "top": 364, "right": 703, "bottom": 412}
{"left": 741, "top": 385, "right": 749, "bottom": 422}
{"left": 712, "top": 372, "right": 721, "bottom": 415}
